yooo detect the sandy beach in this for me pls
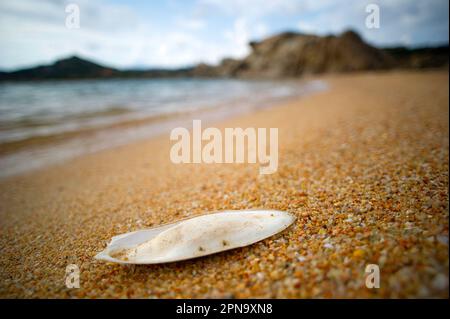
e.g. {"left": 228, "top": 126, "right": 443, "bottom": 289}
{"left": 0, "top": 70, "right": 448, "bottom": 298}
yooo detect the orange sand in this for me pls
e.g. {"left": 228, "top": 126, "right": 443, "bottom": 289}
{"left": 0, "top": 70, "right": 448, "bottom": 298}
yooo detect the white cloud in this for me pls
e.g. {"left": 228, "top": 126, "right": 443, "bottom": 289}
{"left": 199, "top": 0, "right": 305, "bottom": 18}
{"left": 297, "top": 21, "right": 318, "bottom": 34}
{"left": 224, "top": 18, "right": 251, "bottom": 58}
{"left": 176, "top": 18, "right": 206, "bottom": 30}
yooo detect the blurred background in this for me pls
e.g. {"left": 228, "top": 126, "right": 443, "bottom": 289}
{"left": 0, "top": 0, "right": 448, "bottom": 177}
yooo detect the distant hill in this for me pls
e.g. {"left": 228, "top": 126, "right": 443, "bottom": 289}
{"left": 0, "top": 30, "right": 448, "bottom": 81}
{"left": 0, "top": 56, "right": 119, "bottom": 80}
{"left": 0, "top": 56, "right": 193, "bottom": 81}
{"left": 383, "top": 46, "right": 449, "bottom": 69}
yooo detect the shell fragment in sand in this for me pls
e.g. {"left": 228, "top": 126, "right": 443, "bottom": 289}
{"left": 95, "top": 210, "right": 296, "bottom": 264}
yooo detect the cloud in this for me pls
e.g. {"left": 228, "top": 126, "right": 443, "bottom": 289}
{"left": 293, "top": 0, "right": 449, "bottom": 46}
{"left": 198, "top": 0, "right": 305, "bottom": 18}
{"left": 0, "top": 0, "right": 448, "bottom": 70}
{"left": 176, "top": 18, "right": 206, "bottom": 30}
{"left": 0, "top": 0, "right": 246, "bottom": 69}
{"left": 224, "top": 18, "right": 251, "bottom": 58}
{"left": 0, "top": 0, "right": 147, "bottom": 69}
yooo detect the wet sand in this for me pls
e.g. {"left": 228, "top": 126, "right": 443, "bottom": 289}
{"left": 0, "top": 70, "right": 448, "bottom": 298}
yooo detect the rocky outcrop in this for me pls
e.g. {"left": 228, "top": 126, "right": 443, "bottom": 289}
{"left": 195, "top": 30, "right": 448, "bottom": 78}
{"left": 208, "top": 30, "right": 395, "bottom": 78}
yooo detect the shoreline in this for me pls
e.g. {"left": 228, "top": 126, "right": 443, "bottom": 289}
{"left": 0, "top": 70, "right": 448, "bottom": 298}
{"left": 0, "top": 78, "right": 327, "bottom": 179}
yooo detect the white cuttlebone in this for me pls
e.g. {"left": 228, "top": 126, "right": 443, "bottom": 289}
{"left": 95, "top": 209, "right": 296, "bottom": 264}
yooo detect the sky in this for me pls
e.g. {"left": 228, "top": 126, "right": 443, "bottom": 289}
{"left": 0, "top": 0, "right": 448, "bottom": 71}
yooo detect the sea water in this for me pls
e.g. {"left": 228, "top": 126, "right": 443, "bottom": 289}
{"left": 0, "top": 78, "right": 327, "bottom": 177}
